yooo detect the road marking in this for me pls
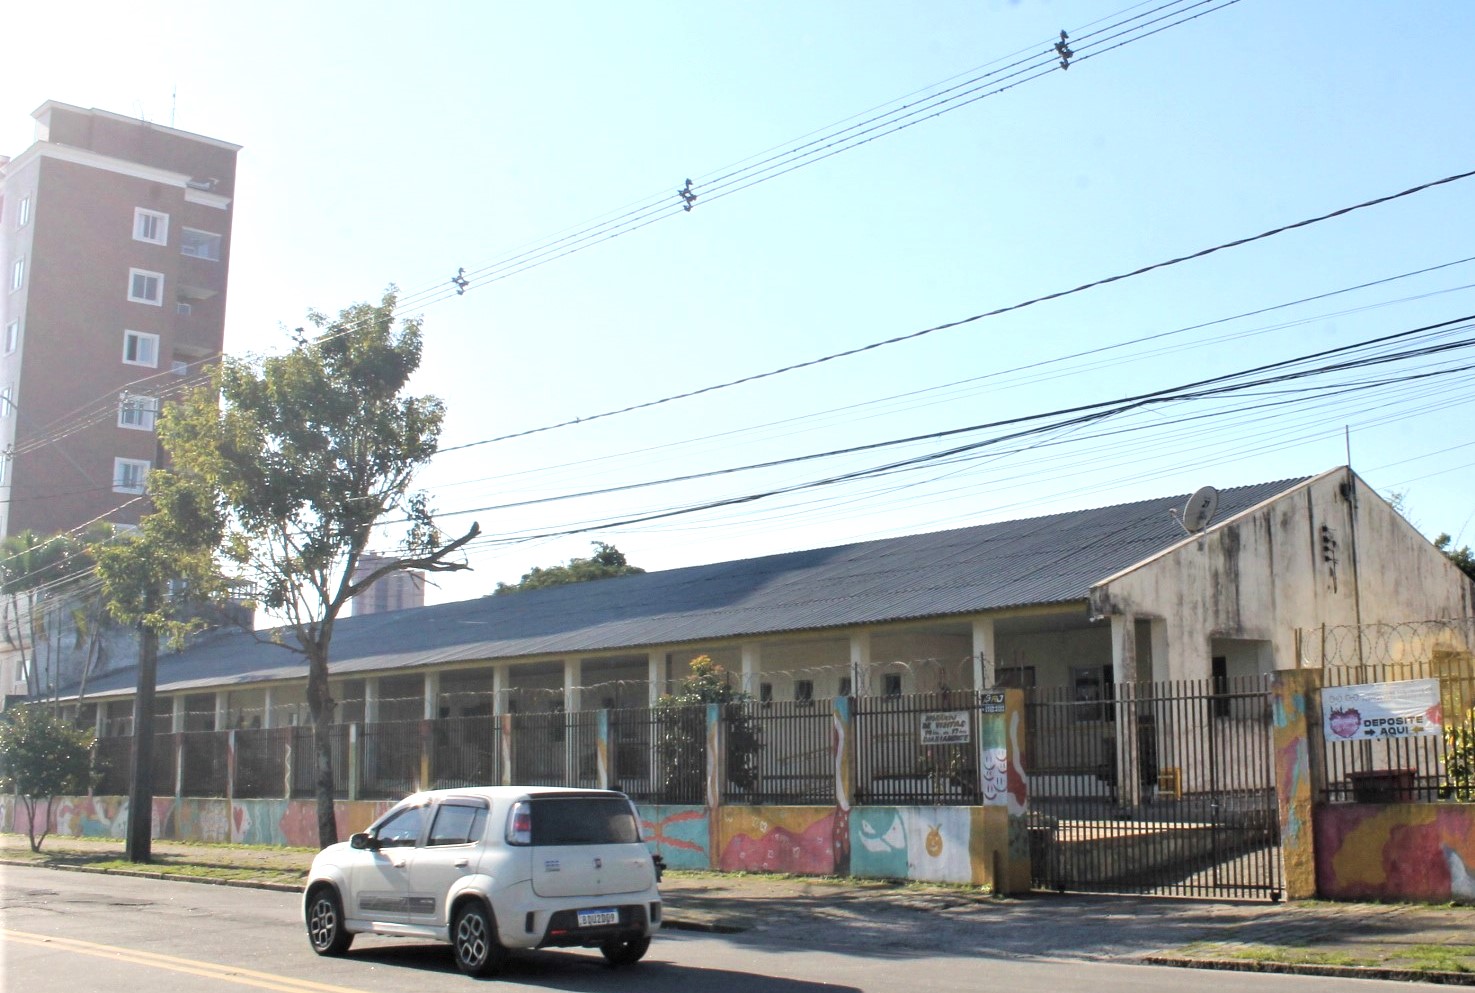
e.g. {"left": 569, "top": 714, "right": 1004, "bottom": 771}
{"left": 2, "top": 928, "right": 376, "bottom": 993}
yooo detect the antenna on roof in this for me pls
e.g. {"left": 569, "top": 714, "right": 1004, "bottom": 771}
{"left": 1170, "top": 485, "right": 1219, "bottom": 536}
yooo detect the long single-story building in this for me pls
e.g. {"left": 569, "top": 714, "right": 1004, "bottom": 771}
{"left": 65, "top": 465, "right": 1473, "bottom": 735}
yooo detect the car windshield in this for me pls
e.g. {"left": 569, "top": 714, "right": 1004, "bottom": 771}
{"left": 529, "top": 796, "right": 640, "bottom": 845}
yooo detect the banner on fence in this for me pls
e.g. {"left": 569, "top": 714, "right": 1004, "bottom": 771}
{"left": 920, "top": 711, "right": 970, "bottom": 744}
{"left": 1321, "top": 678, "right": 1443, "bottom": 740}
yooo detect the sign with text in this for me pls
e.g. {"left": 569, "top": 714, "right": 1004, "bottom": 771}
{"left": 920, "top": 711, "right": 971, "bottom": 744}
{"left": 1321, "top": 678, "right": 1443, "bottom": 740}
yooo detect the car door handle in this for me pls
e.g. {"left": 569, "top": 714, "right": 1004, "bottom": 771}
{"left": 391, "top": 859, "right": 407, "bottom": 869}
{"left": 454, "top": 858, "right": 469, "bottom": 867}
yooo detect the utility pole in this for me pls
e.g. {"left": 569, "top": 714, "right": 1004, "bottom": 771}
{"left": 125, "top": 581, "right": 160, "bottom": 862}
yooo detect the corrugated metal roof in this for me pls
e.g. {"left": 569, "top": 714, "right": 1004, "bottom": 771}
{"left": 82, "top": 476, "right": 1308, "bottom": 697}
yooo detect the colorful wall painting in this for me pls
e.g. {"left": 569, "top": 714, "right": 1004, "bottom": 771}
{"left": 1316, "top": 803, "right": 1475, "bottom": 904}
{"left": 1272, "top": 669, "right": 1317, "bottom": 899}
{"left": 638, "top": 805, "right": 710, "bottom": 870}
{"left": 717, "top": 806, "right": 836, "bottom": 874}
{"left": 850, "top": 806, "right": 909, "bottom": 879}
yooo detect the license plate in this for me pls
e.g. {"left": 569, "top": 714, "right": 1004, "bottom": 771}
{"left": 577, "top": 908, "right": 619, "bottom": 927}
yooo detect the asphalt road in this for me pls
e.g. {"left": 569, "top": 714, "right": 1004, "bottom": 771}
{"left": 0, "top": 866, "right": 1451, "bottom": 992}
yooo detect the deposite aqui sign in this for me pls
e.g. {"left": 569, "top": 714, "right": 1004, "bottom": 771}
{"left": 1321, "top": 678, "right": 1443, "bottom": 740}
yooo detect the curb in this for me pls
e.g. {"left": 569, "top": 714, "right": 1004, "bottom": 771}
{"left": 1143, "top": 955, "right": 1475, "bottom": 987}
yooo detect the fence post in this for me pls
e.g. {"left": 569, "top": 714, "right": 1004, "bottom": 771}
{"left": 419, "top": 719, "right": 432, "bottom": 792}
{"left": 226, "top": 729, "right": 236, "bottom": 811}
{"left": 347, "top": 723, "right": 360, "bottom": 801}
{"left": 499, "top": 713, "right": 513, "bottom": 787}
{"left": 596, "top": 709, "right": 612, "bottom": 790}
{"left": 833, "top": 696, "right": 855, "bottom": 810}
{"left": 978, "top": 688, "right": 1030, "bottom": 895}
{"left": 1272, "top": 668, "right": 1323, "bottom": 900}
{"left": 282, "top": 728, "right": 293, "bottom": 801}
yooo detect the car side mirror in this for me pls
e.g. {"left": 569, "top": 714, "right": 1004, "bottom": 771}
{"left": 350, "top": 832, "right": 378, "bottom": 851}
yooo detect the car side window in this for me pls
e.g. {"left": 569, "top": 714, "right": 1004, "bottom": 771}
{"left": 426, "top": 802, "right": 488, "bottom": 847}
{"left": 375, "top": 805, "right": 426, "bottom": 848}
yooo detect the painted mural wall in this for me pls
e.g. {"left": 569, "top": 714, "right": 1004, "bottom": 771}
{"left": 3, "top": 795, "right": 394, "bottom": 848}
{"left": 1315, "top": 803, "right": 1475, "bottom": 904}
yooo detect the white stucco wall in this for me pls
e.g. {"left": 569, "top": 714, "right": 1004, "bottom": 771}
{"left": 1089, "top": 468, "right": 1475, "bottom": 680}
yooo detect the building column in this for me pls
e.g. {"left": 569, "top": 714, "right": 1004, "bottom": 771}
{"left": 563, "top": 659, "right": 580, "bottom": 785}
{"left": 971, "top": 617, "right": 996, "bottom": 690}
{"left": 214, "top": 692, "right": 229, "bottom": 731}
{"left": 849, "top": 631, "right": 872, "bottom": 696}
{"left": 1110, "top": 613, "right": 1141, "bottom": 808}
{"left": 262, "top": 688, "right": 275, "bottom": 729}
{"left": 740, "top": 643, "right": 761, "bottom": 697}
{"left": 362, "top": 679, "right": 379, "bottom": 724}
{"left": 171, "top": 695, "right": 185, "bottom": 733}
{"left": 646, "top": 652, "right": 663, "bottom": 705}
{"left": 423, "top": 671, "right": 440, "bottom": 721}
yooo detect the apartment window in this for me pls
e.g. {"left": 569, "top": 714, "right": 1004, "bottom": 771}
{"left": 113, "top": 458, "right": 151, "bottom": 494}
{"left": 175, "top": 300, "right": 192, "bottom": 315}
{"left": 118, "top": 394, "right": 159, "bottom": 431}
{"left": 122, "top": 330, "right": 160, "bottom": 367}
{"left": 0, "top": 453, "right": 8, "bottom": 486}
{"left": 180, "top": 228, "right": 221, "bottom": 260}
{"left": 10, "top": 257, "right": 22, "bottom": 292}
{"left": 4, "top": 319, "right": 17, "bottom": 354}
{"left": 882, "top": 673, "right": 903, "bottom": 697}
{"left": 0, "top": 386, "right": 11, "bottom": 418}
{"left": 171, "top": 360, "right": 189, "bottom": 376}
{"left": 133, "top": 208, "right": 169, "bottom": 246}
{"left": 128, "top": 268, "right": 164, "bottom": 305}
{"left": 838, "top": 676, "right": 852, "bottom": 698}
{"left": 16, "top": 196, "right": 30, "bottom": 228}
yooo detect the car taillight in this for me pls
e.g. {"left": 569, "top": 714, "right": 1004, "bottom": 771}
{"left": 507, "top": 800, "right": 532, "bottom": 845}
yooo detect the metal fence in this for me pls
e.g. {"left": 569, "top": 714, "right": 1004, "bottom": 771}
{"left": 1319, "top": 656, "right": 1475, "bottom": 803}
{"left": 726, "top": 699, "right": 833, "bottom": 805}
{"left": 1025, "top": 676, "right": 1282, "bottom": 900}
{"left": 854, "top": 690, "right": 984, "bottom": 805}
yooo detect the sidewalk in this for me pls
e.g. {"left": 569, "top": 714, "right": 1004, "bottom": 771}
{"left": 4, "top": 834, "right": 1474, "bottom": 984}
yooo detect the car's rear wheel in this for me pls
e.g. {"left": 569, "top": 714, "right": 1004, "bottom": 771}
{"left": 600, "top": 935, "right": 651, "bottom": 966}
{"left": 453, "top": 902, "right": 506, "bottom": 977}
{"left": 305, "top": 887, "right": 353, "bottom": 956}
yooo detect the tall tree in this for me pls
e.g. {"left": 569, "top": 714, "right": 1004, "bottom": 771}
{"left": 148, "top": 290, "right": 477, "bottom": 848}
{"left": 494, "top": 541, "right": 643, "bottom": 594}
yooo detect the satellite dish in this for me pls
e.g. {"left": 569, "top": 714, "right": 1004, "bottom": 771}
{"left": 1178, "top": 485, "right": 1219, "bottom": 534}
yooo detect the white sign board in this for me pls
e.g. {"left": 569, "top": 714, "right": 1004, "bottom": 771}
{"left": 920, "top": 711, "right": 971, "bottom": 745}
{"left": 1321, "top": 678, "right": 1443, "bottom": 740}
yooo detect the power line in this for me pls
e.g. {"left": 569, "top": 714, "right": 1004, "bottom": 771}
{"left": 439, "top": 168, "right": 1475, "bottom": 454}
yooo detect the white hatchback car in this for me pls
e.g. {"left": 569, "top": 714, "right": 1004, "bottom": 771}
{"left": 303, "top": 786, "right": 663, "bottom": 977}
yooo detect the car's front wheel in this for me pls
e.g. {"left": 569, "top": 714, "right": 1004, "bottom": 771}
{"left": 452, "top": 901, "right": 506, "bottom": 977}
{"left": 305, "top": 887, "right": 353, "bottom": 956}
{"left": 600, "top": 935, "right": 651, "bottom": 966}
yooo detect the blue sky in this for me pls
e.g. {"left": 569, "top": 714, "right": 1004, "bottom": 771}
{"left": 6, "top": 1, "right": 1474, "bottom": 606}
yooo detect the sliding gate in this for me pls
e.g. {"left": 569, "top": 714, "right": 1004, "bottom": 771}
{"left": 1025, "top": 676, "right": 1282, "bottom": 900}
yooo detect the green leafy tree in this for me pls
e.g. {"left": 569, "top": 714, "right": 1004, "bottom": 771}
{"left": 0, "top": 705, "right": 95, "bottom": 851}
{"left": 144, "top": 290, "right": 478, "bottom": 849}
{"left": 494, "top": 541, "right": 643, "bottom": 595}
{"left": 653, "top": 655, "right": 762, "bottom": 801}
{"left": 1442, "top": 710, "right": 1475, "bottom": 802}
{"left": 1435, "top": 534, "right": 1475, "bottom": 582}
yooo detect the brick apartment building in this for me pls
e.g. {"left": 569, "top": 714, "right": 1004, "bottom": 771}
{"left": 0, "top": 101, "right": 239, "bottom": 537}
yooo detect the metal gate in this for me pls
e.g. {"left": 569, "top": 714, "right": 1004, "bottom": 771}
{"left": 1025, "top": 675, "right": 1283, "bottom": 900}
